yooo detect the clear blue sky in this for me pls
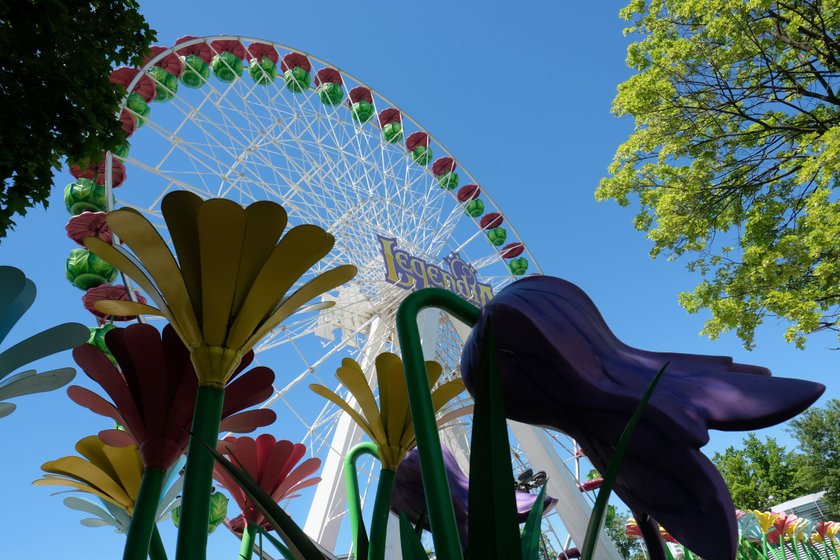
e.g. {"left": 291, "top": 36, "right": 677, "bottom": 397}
{"left": 2, "top": 1, "right": 837, "bottom": 558}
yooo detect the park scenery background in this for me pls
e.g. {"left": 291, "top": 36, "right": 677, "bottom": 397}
{"left": 0, "top": 1, "right": 838, "bottom": 559}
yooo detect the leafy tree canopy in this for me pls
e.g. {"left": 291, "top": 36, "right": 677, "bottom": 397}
{"left": 788, "top": 398, "right": 840, "bottom": 516}
{"left": 598, "top": 0, "right": 840, "bottom": 349}
{"left": 0, "top": 0, "right": 155, "bottom": 239}
{"left": 712, "top": 434, "right": 806, "bottom": 511}
{"left": 604, "top": 508, "right": 646, "bottom": 560}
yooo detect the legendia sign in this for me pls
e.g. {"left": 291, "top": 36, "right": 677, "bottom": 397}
{"left": 378, "top": 235, "right": 493, "bottom": 307}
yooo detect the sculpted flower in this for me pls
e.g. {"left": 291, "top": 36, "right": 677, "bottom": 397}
{"left": 69, "top": 323, "right": 277, "bottom": 471}
{"left": 0, "top": 266, "right": 89, "bottom": 419}
{"left": 213, "top": 434, "right": 320, "bottom": 553}
{"left": 84, "top": 191, "right": 357, "bottom": 387}
{"left": 752, "top": 510, "right": 779, "bottom": 535}
{"left": 460, "top": 275, "right": 825, "bottom": 560}
{"left": 83, "top": 191, "right": 356, "bottom": 558}
{"left": 35, "top": 436, "right": 146, "bottom": 514}
{"left": 310, "top": 353, "right": 465, "bottom": 469}
{"left": 390, "top": 444, "right": 556, "bottom": 550}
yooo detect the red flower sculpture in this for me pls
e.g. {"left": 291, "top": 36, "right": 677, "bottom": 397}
{"left": 144, "top": 46, "right": 183, "bottom": 77}
{"left": 69, "top": 157, "right": 126, "bottom": 188}
{"left": 69, "top": 324, "right": 277, "bottom": 470}
{"left": 214, "top": 435, "right": 321, "bottom": 535}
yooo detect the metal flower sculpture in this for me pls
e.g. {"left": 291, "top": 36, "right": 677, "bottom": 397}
{"left": 83, "top": 191, "right": 356, "bottom": 387}
{"left": 391, "top": 444, "right": 556, "bottom": 551}
{"left": 83, "top": 190, "right": 357, "bottom": 559}
{"left": 460, "top": 275, "right": 825, "bottom": 560}
{"left": 311, "top": 352, "right": 465, "bottom": 559}
{"left": 0, "top": 266, "right": 89, "bottom": 418}
{"left": 310, "top": 353, "right": 464, "bottom": 470}
{"left": 69, "top": 322, "right": 277, "bottom": 559}
{"left": 213, "top": 435, "right": 321, "bottom": 558}
{"left": 69, "top": 323, "right": 277, "bottom": 470}
{"left": 35, "top": 436, "right": 176, "bottom": 559}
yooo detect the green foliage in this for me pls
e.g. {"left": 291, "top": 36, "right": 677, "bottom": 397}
{"left": 604, "top": 510, "right": 645, "bottom": 560}
{"left": 788, "top": 398, "right": 840, "bottom": 516}
{"left": 0, "top": 0, "right": 155, "bottom": 239}
{"left": 598, "top": 0, "right": 840, "bottom": 349}
{"left": 712, "top": 434, "right": 806, "bottom": 511}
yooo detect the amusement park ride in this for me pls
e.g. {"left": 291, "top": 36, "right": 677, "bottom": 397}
{"left": 3, "top": 35, "right": 829, "bottom": 560}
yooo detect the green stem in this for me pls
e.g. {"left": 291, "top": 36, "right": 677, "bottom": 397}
{"left": 368, "top": 468, "right": 396, "bottom": 560}
{"left": 254, "top": 527, "right": 294, "bottom": 560}
{"left": 396, "top": 288, "right": 479, "bottom": 560}
{"left": 344, "top": 442, "right": 379, "bottom": 559}
{"left": 239, "top": 523, "right": 257, "bottom": 560}
{"left": 175, "top": 385, "right": 225, "bottom": 560}
{"left": 123, "top": 467, "right": 166, "bottom": 560}
{"left": 149, "top": 525, "right": 168, "bottom": 560}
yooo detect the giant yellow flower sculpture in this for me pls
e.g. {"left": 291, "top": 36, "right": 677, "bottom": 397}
{"left": 310, "top": 352, "right": 464, "bottom": 470}
{"left": 35, "top": 435, "right": 143, "bottom": 514}
{"left": 84, "top": 190, "right": 357, "bottom": 560}
{"left": 84, "top": 190, "right": 357, "bottom": 387}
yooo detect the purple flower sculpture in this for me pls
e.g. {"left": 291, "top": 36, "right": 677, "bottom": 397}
{"left": 391, "top": 444, "right": 556, "bottom": 551}
{"left": 460, "top": 275, "right": 825, "bottom": 560}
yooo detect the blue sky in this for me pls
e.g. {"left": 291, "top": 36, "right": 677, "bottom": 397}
{"left": 1, "top": 1, "right": 837, "bottom": 558}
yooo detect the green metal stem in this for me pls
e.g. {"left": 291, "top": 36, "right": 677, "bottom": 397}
{"left": 255, "top": 526, "right": 294, "bottom": 560}
{"left": 239, "top": 522, "right": 257, "bottom": 560}
{"left": 149, "top": 525, "right": 168, "bottom": 560}
{"left": 175, "top": 385, "right": 225, "bottom": 560}
{"left": 344, "top": 442, "right": 379, "bottom": 558}
{"left": 123, "top": 467, "right": 166, "bottom": 560}
{"left": 368, "top": 468, "right": 396, "bottom": 560}
{"left": 396, "top": 288, "right": 479, "bottom": 560}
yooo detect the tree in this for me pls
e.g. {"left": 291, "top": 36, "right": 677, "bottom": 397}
{"left": 597, "top": 0, "right": 840, "bottom": 349}
{"left": 0, "top": 0, "right": 155, "bottom": 239}
{"left": 712, "top": 434, "right": 807, "bottom": 511}
{"left": 788, "top": 398, "right": 840, "bottom": 516}
{"left": 605, "top": 508, "right": 646, "bottom": 560}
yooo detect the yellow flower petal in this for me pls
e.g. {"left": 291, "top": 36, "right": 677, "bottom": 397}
{"left": 336, "top": 363, "right": 387, "bottom": 443}
{"left": 40, "top": 456, "right": 132, "bottom": 508}
{"left": 84, "top": 238, "right": 171, "bottom": 320}
{"left": 93, "top": 300, "right": 164, "bottom": 318}
{"left": 106, "top": 209, "right": 202, "bottom": 346}
{"left": 309, "top": 384, "right": 377, "bottom": 443}
{"left": 198, "top": 199, "right": 247, "bottom": 346}
{"left": 232, "top": 201, "right": 288, "bottom": 313}
{"left": 227, "top": 224, "right": 335, "bottom": 348}
{"left": 381, "top": 359, "right": 410, "bottom": 447}
{"left": 160, "top": 190, "right": 203, "bottom": 322}
{"left": 102, "top": 444, "right": 142, "bottom": 502}
{"left": 33, "top": 477, "right": 133, "bottom": 511}
{"left": 425, "top": 361, "right": 444, "bottom": 389}
{"left": 241, "top": 264, "right": 358, "bottom": 350}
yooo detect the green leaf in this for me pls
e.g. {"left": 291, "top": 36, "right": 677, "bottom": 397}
{"left": 520, "top": 482, "right": 548, "bottom": 560}
{"left": 580, "top": 362, "right": 669, "bottom": 560}
{"left": 189, "top": 434, "right": 326, "bottom": 560}
{"left": 466, "top": 319, "right": 522, "bottom": 560}
{"left": 254, "top": 526, "right": 295, "bottom": 560}
{"left": 399, "top": 511, "right": 431, "bottom": 559}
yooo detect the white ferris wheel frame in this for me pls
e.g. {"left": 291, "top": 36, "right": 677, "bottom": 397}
{"left": 103, "top": 34, "right": 622, "bottom": 559}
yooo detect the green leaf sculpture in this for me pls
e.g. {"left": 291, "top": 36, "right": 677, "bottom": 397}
{"left": 520, "top": 483, "right": 548, "bottom": 560}
{"left": 0, "top": 265, "right": 88, "bottom": 418}
{"left": 466, "top": 318, "right": 522, "bottom": 560}
{"left": 399, "top": 511, "right": 431, "bottom": 559}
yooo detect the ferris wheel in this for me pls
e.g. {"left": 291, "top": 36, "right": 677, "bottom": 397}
{"left": 67, "top": 35, "right": 622, "bottom": 558}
